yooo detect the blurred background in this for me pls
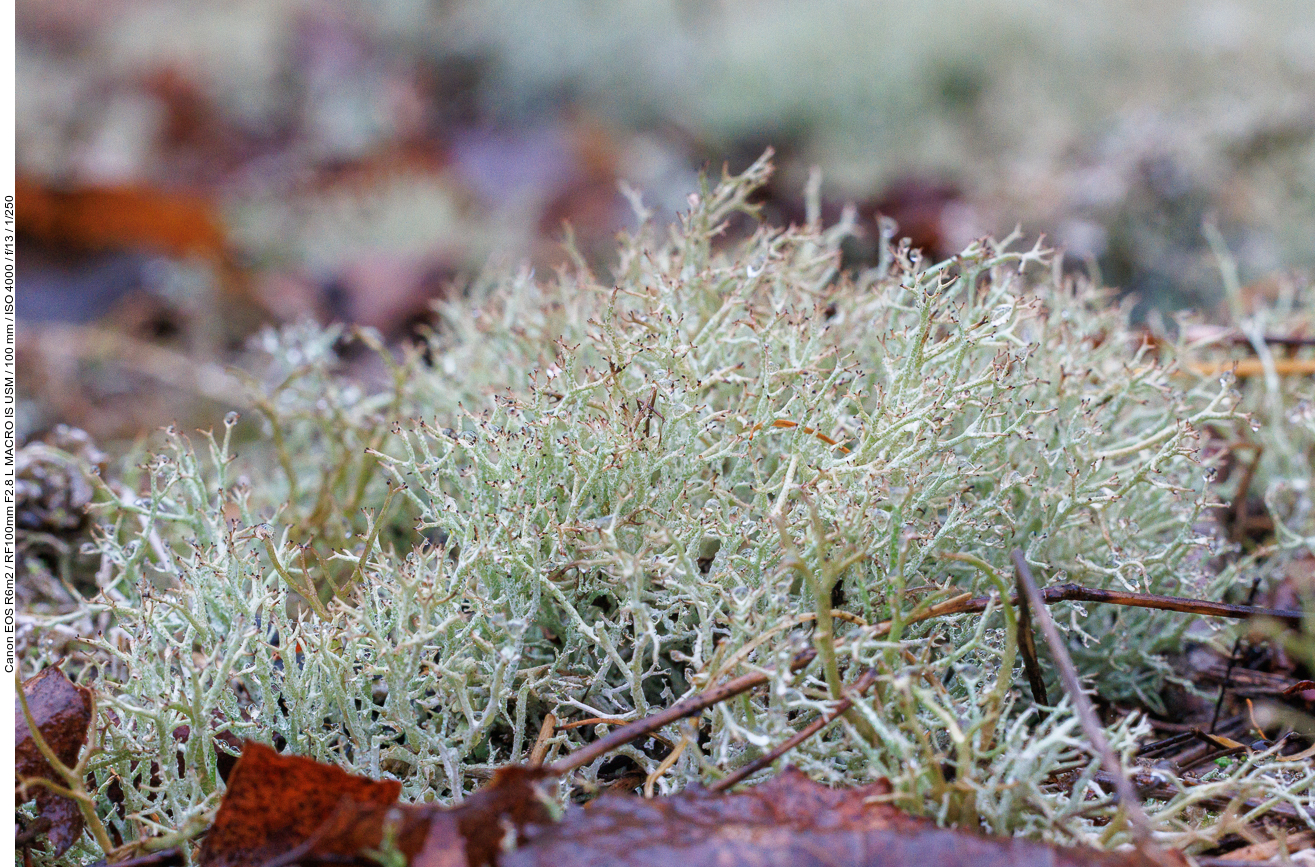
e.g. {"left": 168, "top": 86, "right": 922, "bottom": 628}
{"left": 15, "top": 0, "right": 1315, "bottom": 447}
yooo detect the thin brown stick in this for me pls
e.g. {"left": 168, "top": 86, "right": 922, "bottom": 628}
{"left": 548, "top": 648, "right": 818, "bottom": 775}
{"left": 529, "top": 712, "right": 558, "bottom": 766}
{"left": 1014, "top": 568, "right": 1050, "bottom": 708}
{"left": 889, "top": 582, "right": 1303, "bottom": 632}
{"left": 1177, "top": 744, "right": 1249, "bottom": 774}
{"left": 1242, "top": 333, "right": 1315, "bottom": 349}
{"left": 709, "top": 668, "right": 878, "bottom": 792}
{"left": 1012, "top": 551, "right": 1161, "bottom": 854}
{"left": 555, "top": 720, "right": 675, "bottom": 750}
{"left": 1135, "top": 731, "right": 1196, "bottom": 758}
{"left": 1186, "top": 358, "right": 1315, "bottom": 378}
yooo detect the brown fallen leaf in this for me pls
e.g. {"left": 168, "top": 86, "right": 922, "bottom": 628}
{"left": 197, "top": 743, "right": 1180, "bottom": 867}
{"left": 300, "top": 764, "right": 557, "bottom": 867}
{"left": 15, "top": 666, "right": 95, "bottom": 857}
{"left": 197, "top": 742, "right": 556, "bottom": 867}
{"left": 197, "top": 741, "right": 403, "bottom": 867}
{"left": 503, "top": 767, "right": 1177, "bottom": 867}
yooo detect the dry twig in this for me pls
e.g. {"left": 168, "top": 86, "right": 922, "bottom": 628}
{"left": 1012, "top": 551, "right": 1171, "bottom": 864}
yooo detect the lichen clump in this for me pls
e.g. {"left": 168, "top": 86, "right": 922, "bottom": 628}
{"left": 27, "top": 155, "right": 1312, "bottom": 863}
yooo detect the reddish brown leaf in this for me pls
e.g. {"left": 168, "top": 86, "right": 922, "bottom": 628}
{"left": 198, "top": 747, "right": 1182, "bottom": 867}
{"left": 256, "top": 795, "right": 435, "bottom": 867}
{"left": 197, "top": 741, "right": 402, "bottom": 867}
{"left": 445, "top": 766, "right": 557, "bottom": 867}
{"left": 503, "top": 768, "right": 1181, "bottom": 867}
{"left": 311, "top": 763, "right": 556, "bottom": 866}
{"left": 15, "top": 666, "right": 95, "bottom": 857}
{"left": 197, "top": 744, "right": 556, "bottom": 867}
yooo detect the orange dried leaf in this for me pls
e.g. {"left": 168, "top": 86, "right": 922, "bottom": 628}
{"left": 197, "top": 743, "right": 555, "bottom": 867}
{"left": 18, "top": 176, "right": 228, "bottom": 259}
{"left": 197, "top": 741, "right": 402, "bottom": 867}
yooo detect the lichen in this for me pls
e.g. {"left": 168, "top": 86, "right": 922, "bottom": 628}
{"left": 20, "top": 154, "right": 1315, "bottom": 864}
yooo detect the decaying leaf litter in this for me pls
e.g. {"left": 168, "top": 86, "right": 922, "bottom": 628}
{"left": 15, "top": 157, "right": 1315, "bottom": 864}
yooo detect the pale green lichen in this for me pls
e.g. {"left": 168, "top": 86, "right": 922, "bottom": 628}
{"left": 19, "top": 154, "right": 1315, "bottom": 864}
